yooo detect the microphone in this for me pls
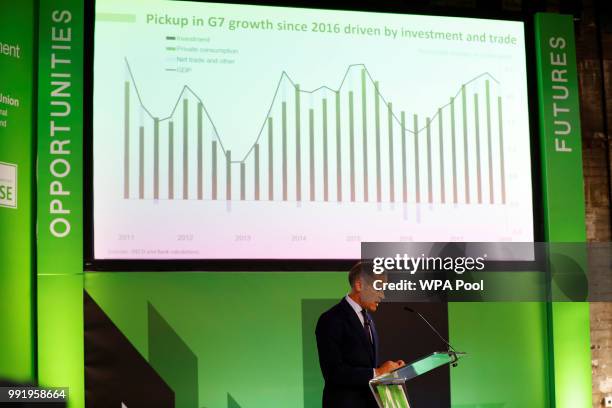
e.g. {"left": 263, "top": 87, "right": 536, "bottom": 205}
{"left": 403, "top": 306, "right": 457, "bottom": 354}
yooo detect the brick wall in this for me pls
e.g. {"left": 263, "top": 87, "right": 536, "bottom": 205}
{"left": 576, "top": 1, "right": 612, "bottom": 406}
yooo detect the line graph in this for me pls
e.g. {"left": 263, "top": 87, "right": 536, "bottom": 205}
{"left": 123, "top": 59, "right": 507, "bottom": 206}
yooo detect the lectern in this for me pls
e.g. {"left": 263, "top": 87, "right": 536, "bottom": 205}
{"left": 369, "top": 351, "right": 466, "bottom": 408}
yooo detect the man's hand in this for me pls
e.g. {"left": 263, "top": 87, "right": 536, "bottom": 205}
{"left": 375, "top": 360, "right": 406, "bottom": 376}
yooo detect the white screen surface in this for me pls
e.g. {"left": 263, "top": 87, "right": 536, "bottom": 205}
{"left": 93, "top": 0, "right": 534, "bottom": 260}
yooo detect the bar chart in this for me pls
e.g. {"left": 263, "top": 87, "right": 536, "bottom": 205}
{"left": 122, "top": 59, "right": 508, "bottom": 207}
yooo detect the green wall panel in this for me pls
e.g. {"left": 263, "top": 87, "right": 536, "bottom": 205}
{"left": 36, "top": 0, "right": 85, "bottom": 406}
{"left": 449, "top": 303, "right": 550, "bottom": 408}
{"left": 0, "top": 0, "right": 36, "bottom": 383}
{"left": 86, "top": 273, "right": 557, "bottom": 408}
{"left": 535, "top": 13, "right": 592, "bottom": 408}
{"left": 85, "top": 272, "right": 347, "bottom": 408}
{"left": 37, "top": 274, "right": 84, "bottom": 405}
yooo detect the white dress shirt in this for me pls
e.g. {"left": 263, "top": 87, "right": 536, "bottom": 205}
{"left": 345, "top": 294, "right": 366, "bottom": 326}
{"left": 345, "top": 295, "right": 377, "bottom": 377}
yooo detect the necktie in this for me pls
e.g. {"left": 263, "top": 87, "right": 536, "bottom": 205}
{"left": 361, "top": 309, "right": 372, "bottom": 344}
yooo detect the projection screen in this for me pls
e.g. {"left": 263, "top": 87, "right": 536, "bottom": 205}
{"left": 93, "top": 0, "right": 534, "bottom": 260}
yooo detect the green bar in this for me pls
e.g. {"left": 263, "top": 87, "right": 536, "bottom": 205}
{"left": 38, "top": 275, "right": 84, "bottom": 408}
{"left": 486, "top": 80, "right": 494, "bottom": 204}
{"left": 474, "top": 93, "right": 482, "bottom": 204}
{"left": 374, "top": 81, "right": 381, "bottom": 202}
{"left": 154, "top": 118, "right": 159, "bottom": 199}
{"left": 426, "top": 117, "right": 432, "bottom": 204}
{"left": 139, "top": 126, "right": 144, "bottom": 199}
{"left": 401, "top": 111, "right": 407, "bottom": 203}
{"left": 451, "top": 97, "right": 458, "bottom": 204}
{"left": 268, "top": 117, "right": 273, "bottom": 200}
{"left": 240, "top": 162, "right": 245, "bottom": 200}
{"left": 96, "top": 12, "right": 136, "bottom": 22}
{"left": 322, "top": 99, "right": 328, "bottom": 201}
{"left": 226, "top": 150, "right": 231, "bottom": 200}
{"left": 254, "top": 143, "right": 260, "bottom": 200}
{"left": 197, "top": 103, "right": 203, "bottom": 200}
{"left": 438, "top": 108, "right": 445, "bottom": 204}
{"left": 462, "top": 85, "right": 470, "bottom": 203}
{"left": 166, "top": 47, "right": 176, "bottom": 51}
{"left": 183, "top": 99, "right": 188, "bottom": 200}
{"left": 362, "top": 69, "right": 368, "bottom": 201}
{"left": 388, "top": 102, "right": 394, "bottom": 203}
{"left": 168, "top": 121, "right": 174, "bottom": 199}
{"left": 336, "top": 91, "right": 342, "bottom": 202}
{"left": 36, "top": 0, "right": 84, "bottom": 403}
{"left": 349, "top": 91, "right": 355, "bottom": 202}
{"left": 124, "top": 82, "right": 129, "bottom": 198}
{"left": 535, "top": 15, "right": 590, "bottom": 408}
{"left": 295, "top": 84, "right": 301, "bottom": 202}
{"left": 282, "top": 102, "right": 287, "bottom": 201}
{"left": 309, "top": 108, "right": 315, "bottom": 201}
{"left": 211, "top": 141, "right": 217, "bottom": 200}
{"left": 549, "top": 303, "right": 590, "bottom": 406}
{"left": 498, "top": 96, "right": 506, "bottom": 204}
{"left": 413, "top": 114, "right": 420, "bottom": 203}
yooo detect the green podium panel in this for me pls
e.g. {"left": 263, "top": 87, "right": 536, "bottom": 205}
{"left": 370, "top": 351, "right": 465, "bottom": 408}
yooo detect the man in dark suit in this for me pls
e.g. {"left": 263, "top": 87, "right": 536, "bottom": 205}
{"left": 315, "top": 262, "right": 405, "bottom": 408}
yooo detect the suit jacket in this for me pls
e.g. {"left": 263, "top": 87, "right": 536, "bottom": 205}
{"left": 315, "top": 298, "right": 380, "bottom": 408}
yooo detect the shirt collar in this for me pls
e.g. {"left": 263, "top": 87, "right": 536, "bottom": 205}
{"left": 345, "top": 294, "right": 363, "bottom": 314}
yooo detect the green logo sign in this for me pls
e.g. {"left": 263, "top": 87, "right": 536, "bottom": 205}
{"left": 0, "top": 161, "right": 17, "bottom": 208}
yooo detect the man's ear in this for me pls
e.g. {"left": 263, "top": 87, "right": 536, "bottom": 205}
{"left": 354, "top": 278, "right": 362, "bottom": 293}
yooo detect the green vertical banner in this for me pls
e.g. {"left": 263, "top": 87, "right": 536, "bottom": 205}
{"left": 534, "top": 13, "right": 592, "bottom": 408}
{"left": 37, "top": 0, "right": 84, "bottom": 407}
{"left": 0, "top": 0, "right": 36, "bottom": 383}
